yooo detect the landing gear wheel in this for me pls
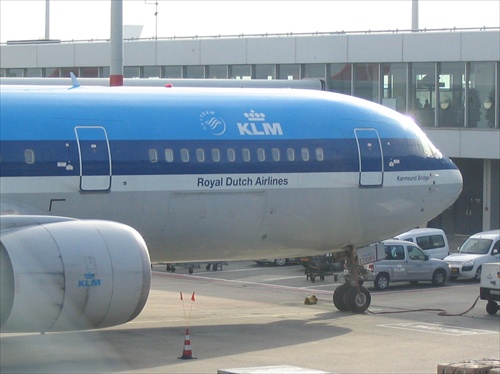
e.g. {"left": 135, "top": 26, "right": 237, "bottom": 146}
{"left": 206, "top": 264, "right": 212, "bottom": 271}
{"left": 486, "top": 301, "right": 498, "bottom": 315}
{"left": 333, "top": 284, "right": 351, "bottom": 311}
{"left": 188, "top": 265, "right": 194, "bottom": 274}
{"left": 346, "top": 286, "right": 371, "bottom": 313}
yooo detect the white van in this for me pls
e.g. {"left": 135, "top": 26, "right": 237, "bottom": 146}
{"left": 444, "top": 230, "right": 500, "bottom": 281}
{"left": 394, "top": 228, "right": 449, "bottom": 259}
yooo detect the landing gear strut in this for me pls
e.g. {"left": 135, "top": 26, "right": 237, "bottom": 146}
{"left": 332, "top": 246, "right": 371, "bottom": 313}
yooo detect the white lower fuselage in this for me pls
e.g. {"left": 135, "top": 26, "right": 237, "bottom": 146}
{"left": 1, "top": 168, "right": 461, "bottom": 262}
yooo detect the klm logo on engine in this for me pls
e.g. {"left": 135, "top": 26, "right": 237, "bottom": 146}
{"left": 237, "top": 110, "right": 283, "bottom": 136}
{"left": 78, "top": 256, "right": 102, "bottom": 288}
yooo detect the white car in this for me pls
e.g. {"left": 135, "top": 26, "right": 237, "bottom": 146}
{"left": 444, "top": 230, "right": 500, "bottom": 281}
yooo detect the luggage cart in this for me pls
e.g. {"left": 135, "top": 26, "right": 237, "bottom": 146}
{"left": 159, "top": 261, "right": 228, "bottom": 274}
{"left": 300, "top": 254, "right": 345, "bottom": 282}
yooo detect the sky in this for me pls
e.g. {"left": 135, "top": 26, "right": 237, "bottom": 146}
{"left": 0, "top": 0, "right": 499, "bottom": 43}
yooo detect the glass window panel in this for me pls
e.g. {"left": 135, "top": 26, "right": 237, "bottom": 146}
{"left": 315, "top": 148, "right": 324, "bottom": 161}
{"left": 301, "top": 148, "right": 310, "bottom": 161}
{"left": 328, "top": 63, "right": 351, "bottom": 94}
{"left": 196, "top": 148, "right": 205, "bottom": 162}
{"left": 468, "top": 62, "right": 496, "bottom": 128}
{"left": 6, "top": 68, "right": 24, "bottom": 77}
{"left": 211, "top": 148, "right": 221, "bottom": 162}
{"left": 242, "top": 148, "right": 251, "bottom": 162}
{"left": 24, "top": 149, "right": 35, "bottom": 164}
{"left": 354, "top": 63, "right": 379, "bottom": 102}
{"left": 227, "top": 148, "right": 236, "bottom": 162}
{"left": 163, "top": 66, "right": 183, "bottom": 78}
{"left": 61, "top": 67, "right": 79, "bottom": 78}
{"left": 185, "top": 66, "right": 205, "bottom": 78}
{"left": 438, "top": 62, "right": 465, "bottom": 128}
{"left": 124, "top": 66, "right": 140, "bottom": 78}
{"left": 165, "top": 148, "right": 174, "bottom": 162}
{"left": 207, "top": 65, "right": 228, "bottom": 78}
{"left": 382, "top": 63, "right": 407, "bottom": 114}
{"left": 272, "top": 148, "right": 280, "bottom": 161}
{"left": 26, "top": 68, "right": 43, "bottom": 77}
{"left": 278, "top": 64, "right": 300, "bottom": 80}
{"left": 99, "top": 67, "right": 110, "bottom": 78}
{"left": 80, "top": 67, "right": 99, "bottom": 77}
{"left": 45, "top": 68, "right": 60, "bottom": 77}
{"left": 180, "top": 148, "right": 190, "bottom": 162}
{"left": 230, "top": 65, "right": 252, "bottom": 79}
{"left": 255, "top": 64, "right": 275, "bottom": 79}
{"left": 143, "top": 66, "right": 161, "bottom": 78}
{"left": 303, "top": 64, "right": 326, "bottom": 79}
{"left": 257, "top": 148, "right": 265, "bottom": 162}
{"left": 287, "top": 148, "right": 295, "bottom": 161}
{"left": 149, "top": 149, "right": 158, "bottom": 163}
{"left": 410, "top": 62, "right": 436, "bottom": 127}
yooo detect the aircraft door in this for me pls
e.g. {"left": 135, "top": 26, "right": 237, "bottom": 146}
{"left": 75, "top": 126, "right": 112, "bottom": 192}
{"left": 354, "top": 128, "right": 384, "bottom": 187}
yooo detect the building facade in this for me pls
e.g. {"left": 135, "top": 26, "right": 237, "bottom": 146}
{"left": 1, "top": 28, "right": 499, "bottom": 237}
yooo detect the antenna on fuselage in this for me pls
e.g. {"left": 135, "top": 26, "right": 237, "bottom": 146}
{"left": 69, "top": 72, "right": 81, "bottom": 89}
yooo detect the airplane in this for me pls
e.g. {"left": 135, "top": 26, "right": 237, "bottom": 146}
{"left": 0, "top": 83, "right": 463, "bottom": 333}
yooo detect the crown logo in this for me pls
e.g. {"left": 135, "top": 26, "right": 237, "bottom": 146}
{"left": 244, "top": 110, "right": 266, "bottom": 121}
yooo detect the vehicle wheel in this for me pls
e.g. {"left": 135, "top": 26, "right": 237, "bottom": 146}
{"left": 486, "top": 301, "right": 498, "bottom": 315}
{"left": 374, "top": 273, "right": 389, "bottom": 290}
{"left": 333, "top": 284, "right": 351, "bottom": 311}
{"left": 346, "top": 286, "right": 371, "bottom": 313}
{"left": 432, "top": 269, "right": 447, "bottom": 286}
{"left": 473, "top": 266, "right": 482, "bottom": 282}
{"left": 274, "top": 258, "right": 288, "bottom": 266}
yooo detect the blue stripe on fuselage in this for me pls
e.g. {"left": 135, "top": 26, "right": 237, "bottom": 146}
{"left": 0, "top": 138, "right": 456, "bottom": 177}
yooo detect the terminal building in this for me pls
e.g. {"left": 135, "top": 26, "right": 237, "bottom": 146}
{"left": 1, "top": 27, "right": 499, "bottom": 239}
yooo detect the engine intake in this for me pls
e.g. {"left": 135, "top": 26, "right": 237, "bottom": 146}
{"left": 0, "top": 216, "right": 151, "bottom": 332}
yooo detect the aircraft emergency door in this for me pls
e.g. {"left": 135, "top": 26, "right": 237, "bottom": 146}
{"left": 75, "top": 126, "right": 112, "bottom": 191}
{"left": 354, "top": 128, "right": 384, "bottom": 187}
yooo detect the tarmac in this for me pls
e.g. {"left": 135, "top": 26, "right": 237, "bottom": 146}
{"left": 1, "top": 261, "right": 499, "bottom": 373}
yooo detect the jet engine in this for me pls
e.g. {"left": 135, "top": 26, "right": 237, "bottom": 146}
{"left": 0, "top": 216, "right": 151, "bottom": 332}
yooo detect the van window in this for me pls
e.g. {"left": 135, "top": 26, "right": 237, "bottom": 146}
{"left": 417, "top": 235, "right": 444, "bottom": 250}
{"left": 408, "top": 246, "right": 426, "bottom": 261}
{"left": 385, "top": 245, "right": 405, "bottom": 260}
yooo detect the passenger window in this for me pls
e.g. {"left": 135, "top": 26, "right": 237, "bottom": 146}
{"left": 408, "top": 246, "right": 425, "bottom": 261}
{"left": 211, "top": 148, "right": 220, "bottom": 162}
{"left": 257, "top": 148, "right": 265, "bottom": 162}
{"left": 301, "top": 148, "right": 310, "bottom": 161}
{"left": 242, "top": 148, "right": 251, "bottom": 162}
{"left": 315, "top": 147, "right": 324, "bottom": 161}
{"left": 287, "top": 148, "right": 295, "bottom": 161}
{"left": 272, "top": 148, "right": 280, "bottom": 161}
{"left": 180, "top": 148, "right": 190, "bottom": 162}
{"left": 148, "top": 148, "right": 158, "bottom": 163}
{"left": 227, "top": 148, "right": 236, "bottom": 162}
{"left": 196, "top": 148, "right": 205, "bottom": 162}
{"left": 24, "top": 149, "right": 35, "bottom": 164}
{"left": 165, "top": 148, "right": 174, "bottom": 163}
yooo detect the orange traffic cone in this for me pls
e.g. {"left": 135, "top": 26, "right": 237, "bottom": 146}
{"left": 178, "top": 328, "right": 196, "bottom": 360}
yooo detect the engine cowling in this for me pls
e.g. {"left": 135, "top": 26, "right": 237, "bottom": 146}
{"left": 0, "top": 216, "right": 151, "bottom": 332}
